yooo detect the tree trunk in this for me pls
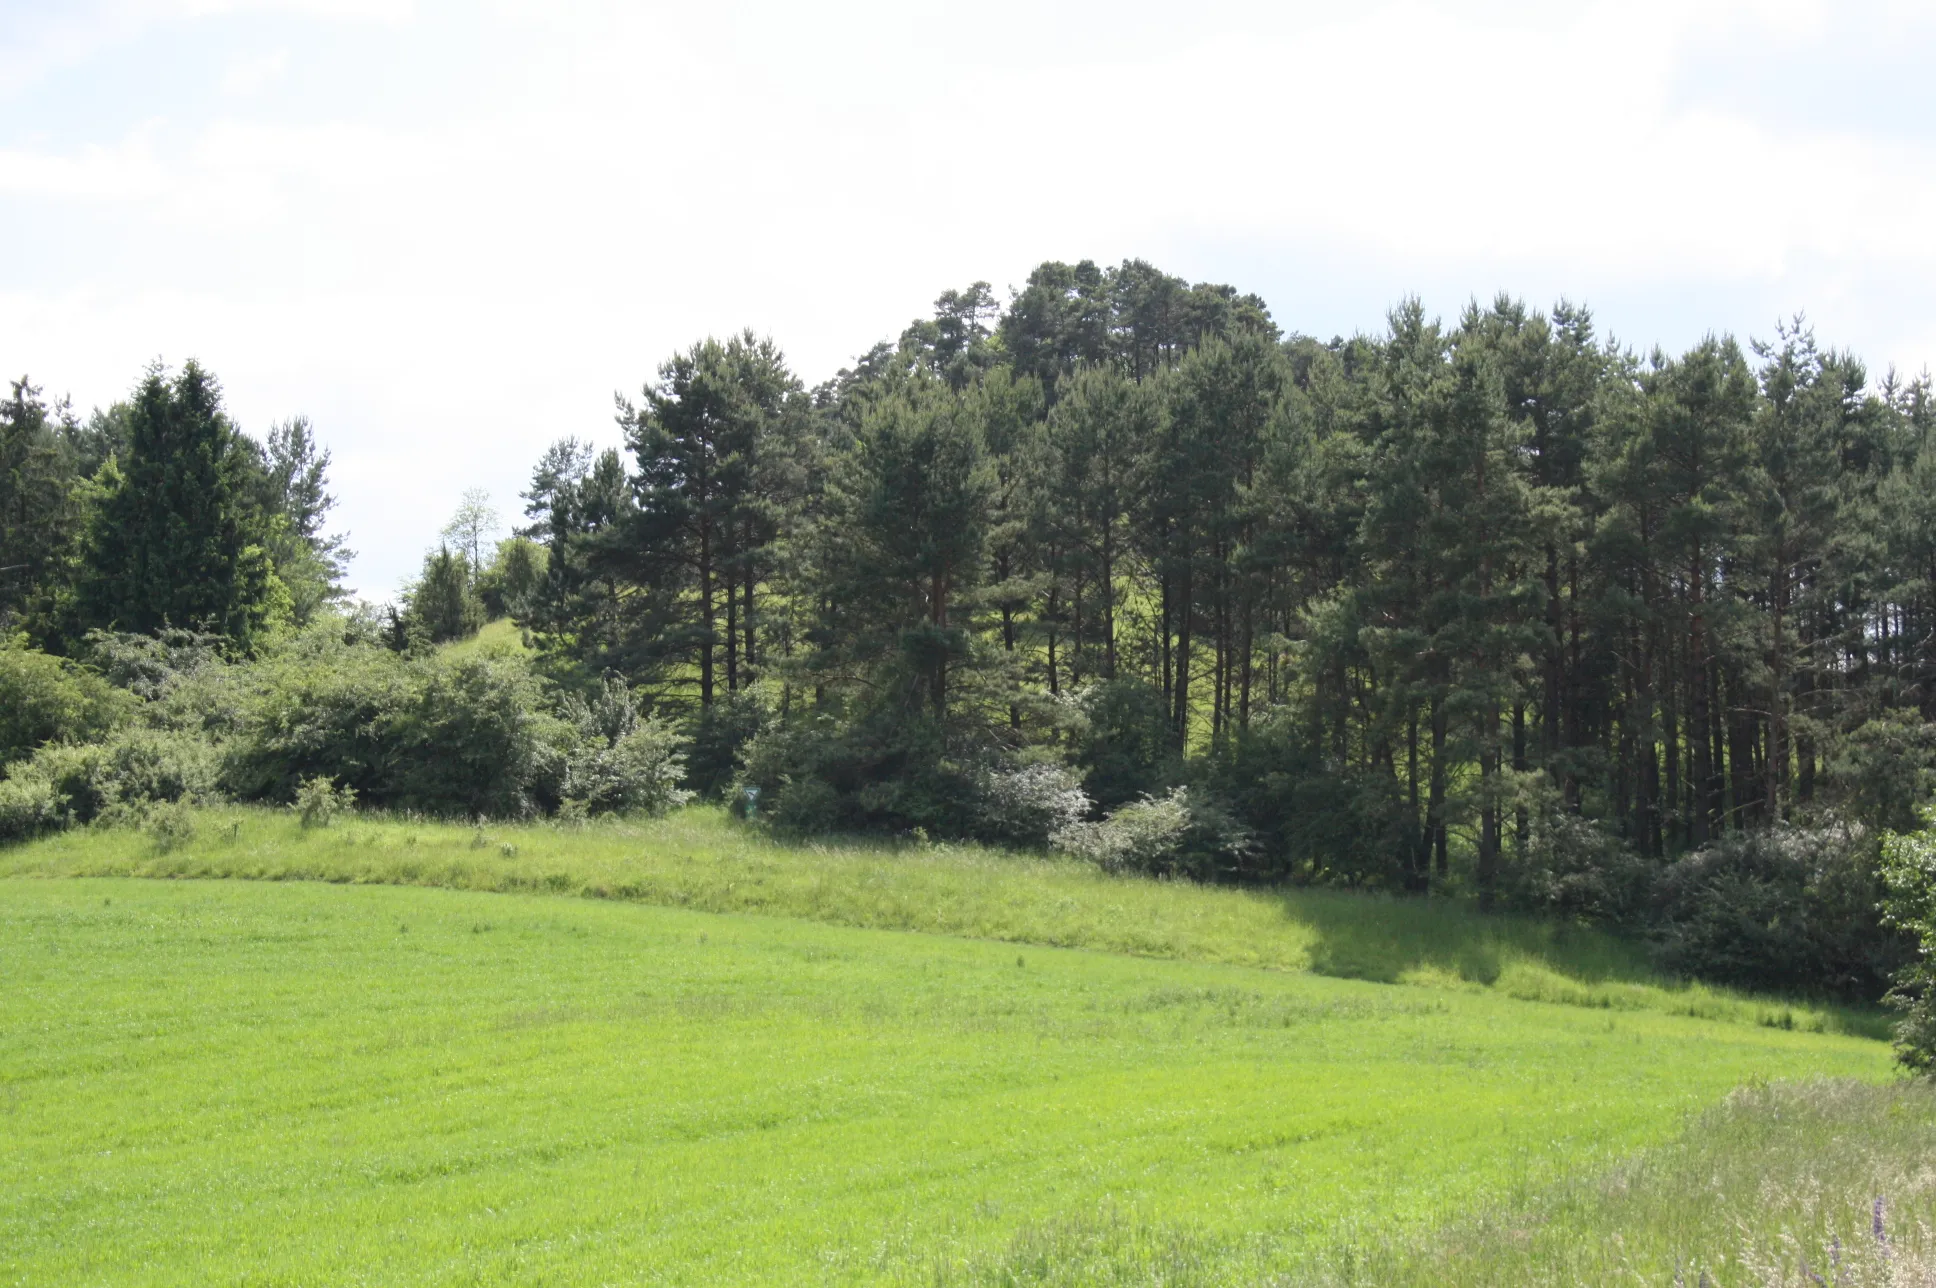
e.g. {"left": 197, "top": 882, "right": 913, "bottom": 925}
{"left": 698, "top": 516, "right": 715, "bottom": 707}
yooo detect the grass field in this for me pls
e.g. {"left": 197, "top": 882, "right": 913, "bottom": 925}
{"left": 0, "top": 807, "right": 1888, "bottom": 1037}
{"left": 0, "top": 808, "right": 1918, "bottom": 1285}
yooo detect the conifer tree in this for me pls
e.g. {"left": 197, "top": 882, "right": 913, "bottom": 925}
{"left": 74, "top": 361, "right": 287, "bottom": 652}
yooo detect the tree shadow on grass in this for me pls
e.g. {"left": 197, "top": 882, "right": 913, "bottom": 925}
{"left": 1268, "top": 886, "right": 1894, "bottom": 1037}
{"left": 1272, "top": 887, "right": 1662, "bottom": 988}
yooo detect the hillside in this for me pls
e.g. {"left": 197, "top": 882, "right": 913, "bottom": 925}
{"left": 0, "top": 806, "right": 1886, "bottom": 1036}
{"left": 0, "top": 810, "right": 1919, "bottom": 1285}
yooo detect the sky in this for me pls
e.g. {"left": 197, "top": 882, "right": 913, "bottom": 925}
{"left": 7, "top": 0, "right": 1936, "bottom": 598}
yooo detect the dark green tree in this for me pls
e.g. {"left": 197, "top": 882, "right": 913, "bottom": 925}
{"left": 0, "top": 378, "right": 85, "bottom": 634}
{"left": 74, "top": 361, "right": 288, "bottom": 653}
{"left": 616, "top": 332, "right": 801, "bottom": 707}
{"left": 406, "top": 545, "right": 484, "bottom": 644}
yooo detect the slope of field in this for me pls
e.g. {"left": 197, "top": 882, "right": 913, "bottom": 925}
{"left": 935, "top": 1078, "right": 1936, "bottom": 1286}
{"left": 0, "top": 807, "right": 1887, "bottom": 1037}
{"left": 0, "top": 873, "right": 1892, "bottom": 1286}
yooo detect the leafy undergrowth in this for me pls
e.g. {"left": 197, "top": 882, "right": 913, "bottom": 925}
{"left": 0, "top": 879, "right": 1893, "bottom": 1286}
{"left": 0, "top": 805, "right": 1886, "bottom": 1037}
{"left": 913, "top": 1078, "right": 1936, "bottom": 1287}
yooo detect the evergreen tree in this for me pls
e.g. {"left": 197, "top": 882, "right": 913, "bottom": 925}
{"left": 0, "top": 377, "right": 85, "bottom": 634}
{"left": 811, "top": 381, "right": 994, "bottom": 719}
{"left": 616, "top": 332, "right": 800, "bottom": 708}
{"left": 406, "top": 544, "right": 484, "bottom": 643}
{"left": 74, "top": 361, "right": 288, "bottom": 653}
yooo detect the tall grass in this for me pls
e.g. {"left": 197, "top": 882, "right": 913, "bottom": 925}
{"left": 0, "top": 804, "right": 1887, "bottom": 1037}
{"left": 909, "top": 1078, "right": 1936, "bottom": 1287}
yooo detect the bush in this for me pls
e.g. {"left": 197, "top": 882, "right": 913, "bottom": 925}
{"left": 0, "top": 640, "right": 133, "bottom": 764}
{"left": 225, "top": 641, "right": 412, "bottom": 805}
{"left": 82, "top": 628, "right": 225, "bottom": 700}
{"left": 387, "top": 654, "right": 557, "bottom": 817}
{"left": 682, "top": 689, "right": 768, "bottom": 801}
{"left": 0, "top": 727, "right": 219, "bottom": 841}
{"left": 294, "top": 775, "right": 355, "bottom": 827}
{"left": 1881, "top": 819, "right": 1936, "bottom": 1075}
{"left": 89, "top": 728, "right": 220, "bottom": 813}
{"left": 1504, "top": 810, "right": 1653, "bottom": 925}
{"left": 146, "top": 800, "right": 198, "bottom": 851}
{"left": 559, "top": 680, "right": 690, "bottom": 818}
{"left": 975, "top": 762, "right": 1091, "bottom": 850}
{"left": 0, "top": 767, "right": 68, "bottom": 843}
{"left": 733, "top": 711, "right": 986, "bottom": 838}
{"left": 1066, "top": 680, "right": 1177, "bottom": 810}
{"left": 232, "top": 640, "right": 561, "bottom": 818}
{"left": 1201, "top": 710, "right": 1411, "bottom": 885}
{"left": 1653, "top": 822, "right": 1908, "bottom": 999}
{"left": 1052, "top": 786, "right": 1253, "bottom": 879}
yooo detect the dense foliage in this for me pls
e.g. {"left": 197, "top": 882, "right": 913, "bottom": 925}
{"left": 9, "top": 256, "right": 1936, "bottom": 1032}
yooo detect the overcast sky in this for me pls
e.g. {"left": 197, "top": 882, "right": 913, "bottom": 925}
{"left": 7, "top": 0, "right": 1936, "bottom": 597}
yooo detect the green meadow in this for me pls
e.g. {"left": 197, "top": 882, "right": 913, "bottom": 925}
{"left": 0, "top": 810, "right": 1920, "bottom": 1285}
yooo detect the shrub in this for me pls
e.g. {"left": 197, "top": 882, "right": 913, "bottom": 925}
{"left": 1504, "top": 809, "right": 1653, "bottom": 925}
{"left": 733, "top": 712, "right": 985, "bottom": 838}
{"left": 1202, "top": 710, "right": 1411, "bottom": 885}
{"left": 232, "top": 641, "right": 559, "bottom": 818}
{"left": 227, "top": 637, "right": 415, "bottom": 804}
{"left": 0, "top": 766, "right": 68, "bottom": 843}
{"left": 1653, "top": 822, "right": 1908, "bottom": 999}
{"left": 682, "top": 688, "right": 767, "bottom": 801}
{"left": 554, "top": 676, "right": 691, "bottom": 819}
{"left": 975, "top": 762, "right": 1091, "bottom": 850}
{"left": 0, "top": 727, "right": 219, "bottom": 840}
{"left": 1066, "top": 680, "right": 1177, "bottom": 810}
{"left": 1881, "top": 818, "right": 1936, "bottom": 1075}
{"left": 294, "top": 775, "right": 355, "bottom": 827}
{"left": 0, "top": 640, "right": 133, "bottom": 764}
{"left": 146, "top": 800, "right": 198, "bottom": 851}
{"left": 1052, "top": 786, "right": 1253, "bottom": 879}
{"left": 563, "top": 729, "right": 690, "bottom": 819}
{"left": 559, "top": 675, "right": 640, "bottom": 746}
{"left": 387, "top": 654, "right": 556, "bottom": 817}
{"left": 82, "top": 628, "right": 225, "bottom": 700}
{"left": 101, "top": 728, "right": 220, "bottom": 807}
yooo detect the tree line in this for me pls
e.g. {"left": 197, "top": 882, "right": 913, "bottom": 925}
{"left": 7, "top": 258, "right": 1936, "bottom": 1014}
{"left": 516, "top": 261, "right": 1935, "bottom": 891}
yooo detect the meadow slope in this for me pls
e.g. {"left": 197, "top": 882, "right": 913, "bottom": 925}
{"left": 0, "top": 806, "right": 1887, "bottom": 1037}
{"left": 0, "top": 866, "right": 1899, "bottom": 1285}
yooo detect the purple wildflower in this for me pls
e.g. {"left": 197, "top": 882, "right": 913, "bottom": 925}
{"left": 1874, "top": 1195, "right": 1889, "bottom": 1247}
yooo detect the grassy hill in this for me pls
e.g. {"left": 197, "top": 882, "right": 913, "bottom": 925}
{"left": 0, "top": 807, "right": 1888, "bottom": 1036}
{"left": 0, "top": 808, "right": 1925, "bottom": 1285}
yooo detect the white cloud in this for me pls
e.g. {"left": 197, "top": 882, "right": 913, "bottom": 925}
{"left": 5, "top": 0, "right": 1936, "bottom": 594}
{"left": 219, "top": 47, "right": 288, "bottom": 96}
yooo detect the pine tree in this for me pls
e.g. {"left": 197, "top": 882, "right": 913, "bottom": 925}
{"left": 74, "top": 361, "right": 288, "bottom": 652}
{"left": 811, "top": 381, "right": 993, "bottom": 719}
{"left": 617, "top": 333, "right": 799, "bottom": 708}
